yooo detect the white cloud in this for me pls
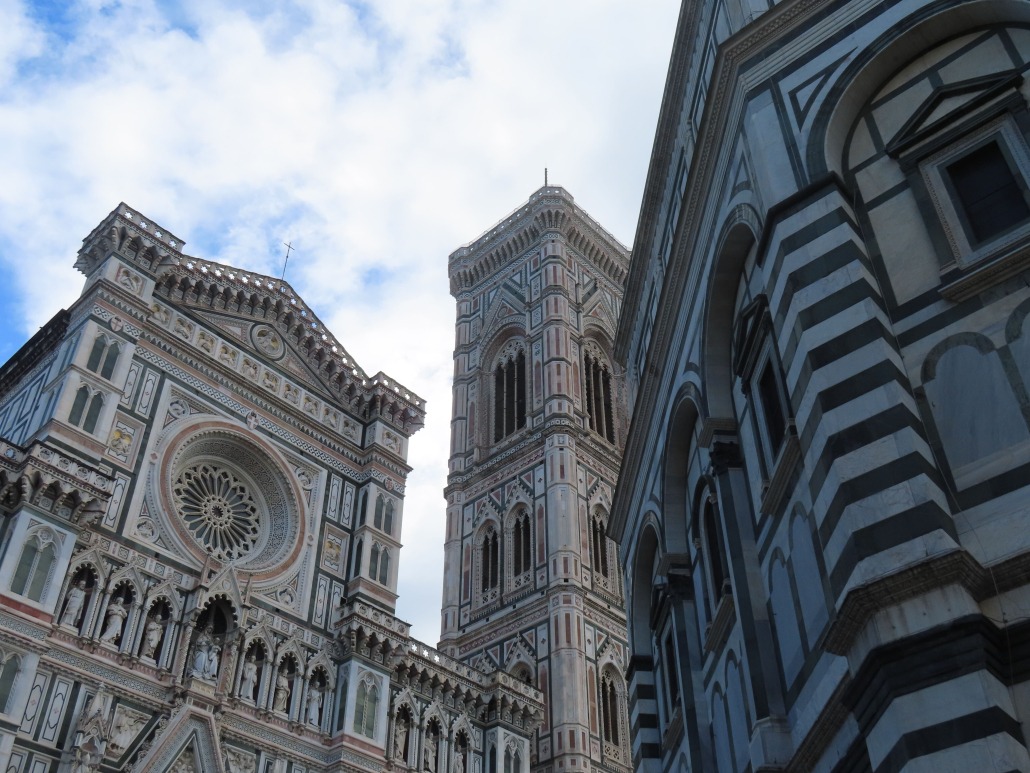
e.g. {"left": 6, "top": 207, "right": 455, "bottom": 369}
{"left": 0, "top": 0, "right": 679, "bottom": 643}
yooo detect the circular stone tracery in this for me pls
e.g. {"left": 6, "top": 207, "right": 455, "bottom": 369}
{"left": 174, "top": 463, "right": 260, "bottom": 561}
{"left": 158, "top": 426, "right": 302, "bottom": 572}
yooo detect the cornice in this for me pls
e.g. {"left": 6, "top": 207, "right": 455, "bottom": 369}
{"left": 448, "top": 187, "right": 629, "bottom": 295}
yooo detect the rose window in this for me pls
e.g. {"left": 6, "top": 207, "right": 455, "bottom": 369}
{"left": 159, "top": 427, "right": 301, "bottom": 571}
{"left": 174, "top": 463, "right": 261, "bottom": 561}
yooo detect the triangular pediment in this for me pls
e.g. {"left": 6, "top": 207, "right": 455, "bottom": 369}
{"left": 582, "top": 289, "right": 618, "bottom": 340}
{"left": 886, "top": 70, "right": 1022, "bottom": 156}
{"left": 481, "top": 285, "right": 527, "bottom": 345}
{"left": 186, "top": 309, "right": 343, "bottom": 400}
{"left": 130, "top": 706, "right": 224, "bottom": 773}
{"left": 192, "top": 565, "right": 246, "bottom": 619}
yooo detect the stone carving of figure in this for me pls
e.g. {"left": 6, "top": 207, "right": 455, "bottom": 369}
{"left": 142, "top": 616, "right": 164, "bottom": 659}
{"left": 110, "top": 709, "right": 144, "bottom": 753}
{"left": 454, "top": 751, "right": 464, "bottom": 773}
{"left": 239, "top": 656, "right": 258, "bottom": 701}
{"left": 205, "top": 644, "right": 221, "bottom": 680}
{"left": 272, "top": 671, "right": 290, "bottom": 713}
{"left": 60, "top": 581, "right": 87, "bottom": 628}
{"left": 99, "top": 599, "right": 127, "bottom": 644}
{"left": 394, "top": 717, "right": 409, "bottom": 760}
{"left": 423, "top": 733, "right": 437, "bottom": 773}
{"left": 224, "top": 748, "right": 256, "bottom": 773}
{"left": 192, "top": 627, "right": 213, "bottom": 677}
{"left": 306, "top": 683, "right": 322, "bottom": 726}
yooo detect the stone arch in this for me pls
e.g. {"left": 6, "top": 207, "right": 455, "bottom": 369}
{"left": 813, "top": 1, "right": 1030, "bottom": 176}
{"left": 628, "top": 519, "right": 662, "bottom": 654}
{"left": 701, "top": 213, "right": 760, "bottom": 421}
{"left": 662, "top": 381, "right": 704, "bottom": 557}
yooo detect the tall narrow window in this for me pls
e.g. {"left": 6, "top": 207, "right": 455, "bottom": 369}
{"left": 703, "top": 498, "right": 728, "bottom": 603}
{"left": 369, "top": 544, "right": 381, "bottom": 580}
{"left": 512, "top": 510, "right": 531, "bottom": 577}
{"left": 353, "top": 677, "right": 378, "bottom": 738}
{"left": 69, "top": 386, "right": 90, "bottom": 427}
{"left": 757, "top": 361, "right": 786, "bottom": 456}
{"left": 83, "top": 393, "right": 104, "bottom": 434}
{"left": 600, "top": 670, "right": 621, "bottom": 748}
{"left": 479, "top": 524, "right": 500, "bottom": 599}
{"left": 353, "top": 539, "right": 363, "bottom": 579}
{"left": 374, "top": 495, "right": 385, "bottom": 530}
{"left": 100, "top": 342, "right": 120, "bottom": 379}
{"left": 590, "top": 512, "right": 609, "bottom": 577}
{"left": 383, "top": 501, "right": 394, "bottom": 535}
{"left": 583, "top": 349, "right": 615, "bottom": 443}
{"left": 378, "top": 549, "right": 390, "bottom": 585}
{"left": 357, "top": 489, "right": 368, "bottom": 526}
{"left": 11, "top": 535, "right": 57, "bottom": 603}
{"left": 86, "top": 337, "right": 107, "bottom": 373}
{"left": 493, "top": 346, "right": 526, "bottom": 442}
{"left": 663, "top": 632, "right": 680, "bottom": 713}
{"left": 0, "top": 654, "right": 20, "bottom": 714}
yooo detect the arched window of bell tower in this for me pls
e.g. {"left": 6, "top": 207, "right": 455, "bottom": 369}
{"left": 492, "top": 341, "right": 526, "bottom": 442}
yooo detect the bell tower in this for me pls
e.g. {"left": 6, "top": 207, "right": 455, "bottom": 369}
{"left": 440, "top": 187, "right": 632, "bottom": 772}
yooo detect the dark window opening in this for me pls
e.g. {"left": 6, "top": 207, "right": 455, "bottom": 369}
{"left": 758, "top": 361, "right": 786, "bottom": 454}
{"left": 493, "top": 349, "right": 526, "bottom": 442}
{"left": 947, "top": 141, "right": 1030, "bottom": 244}
{"left": 584, "top": 351, "right": 615, "bottom": 443}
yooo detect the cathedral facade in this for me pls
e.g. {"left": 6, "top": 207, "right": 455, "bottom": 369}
{"left": 0, "top": 204, "right": 542, "bottom": 773}
{"left": 439, "top": 187, "right": 632, "bottom": 773}
{"left": 611, "top": 2, "right": 1030, "bottom": 773}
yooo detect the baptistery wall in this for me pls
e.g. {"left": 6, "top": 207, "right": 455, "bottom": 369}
{"left": 613, "top": 2, "right": 1030, "bottom": 773}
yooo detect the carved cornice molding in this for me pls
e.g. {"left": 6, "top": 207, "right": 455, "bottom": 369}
{"left": 448, "top": 187, "right": 629, "bottom": 295}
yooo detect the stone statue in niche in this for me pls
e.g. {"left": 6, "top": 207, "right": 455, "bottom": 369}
{"left": 192, "top": 626, "right": 215, "bottom": 678}
{"left": 206, "top": 644, "right": 221, "bottom": 680}
{"left": 60, "top": 581, "right": 88, "bottom": 627}
{"left": 239, "top": 656, "right": 258, "bottom": 701}
{"left": 306, "top": 683, "right": 322, "bottom": 726}
{"left": 394, "top": 715, "right": 408, "bottom": 760}
{"left": 272, "top": 670, "right": 290, "bottom": 713}
{"left": 142, "top": 616, "right": 164, "bottom": 659}
{"left": 99, "top": 599, "right": 127, "bottom": 644}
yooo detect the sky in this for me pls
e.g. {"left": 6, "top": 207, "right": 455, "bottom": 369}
{"left": 0, "top": 0, "right": 680, "bottom": 644}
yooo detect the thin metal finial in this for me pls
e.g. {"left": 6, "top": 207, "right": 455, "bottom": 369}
{"left": 281, "top": 241, "right": 294, "bottom": 281}
{"left": 544, "top": 168, "right": 548, "bottom": 186}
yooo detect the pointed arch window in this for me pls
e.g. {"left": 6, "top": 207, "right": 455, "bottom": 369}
{"left": 11, "top": 531, "right": 57, "bottom": 602}
{"left": 357, "top": 488, "right": 368, "bottom": 527}
{"left": 493, "top": 346, "right": 526, "bottom": 442}
{"left": 87, "top": 336, "right": 121, "bottom": 380}
{"left": 353, "top": 676, "right": 379, "bottom": 738}
{"left": 352, "top": 539, "right": 364, "bottom": 580}
{"left": 69, "top": 385, "right": 104, "bottom": 434}
{"left": 511, "top": 509, "right": 532, "bottom": 578}
{"left": 374, "top": 495, "right": 395, "bottom": 535}
{"left": 478, "top": 523, "right": 501, "bottom": 603}
{"left": 369, "top": 544, "right": 390, "bottom": 585}
{"left": 583, "top": 347, "right": 615, "bottom": 443}
{"left": 600, "top": 668, "right": 625, "bottom": 759}
{"left": 503, "top": 744, "right": 522, "bottom": 773}
{"left": 590, "top": 511, "right": 609, "bottom": 578}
